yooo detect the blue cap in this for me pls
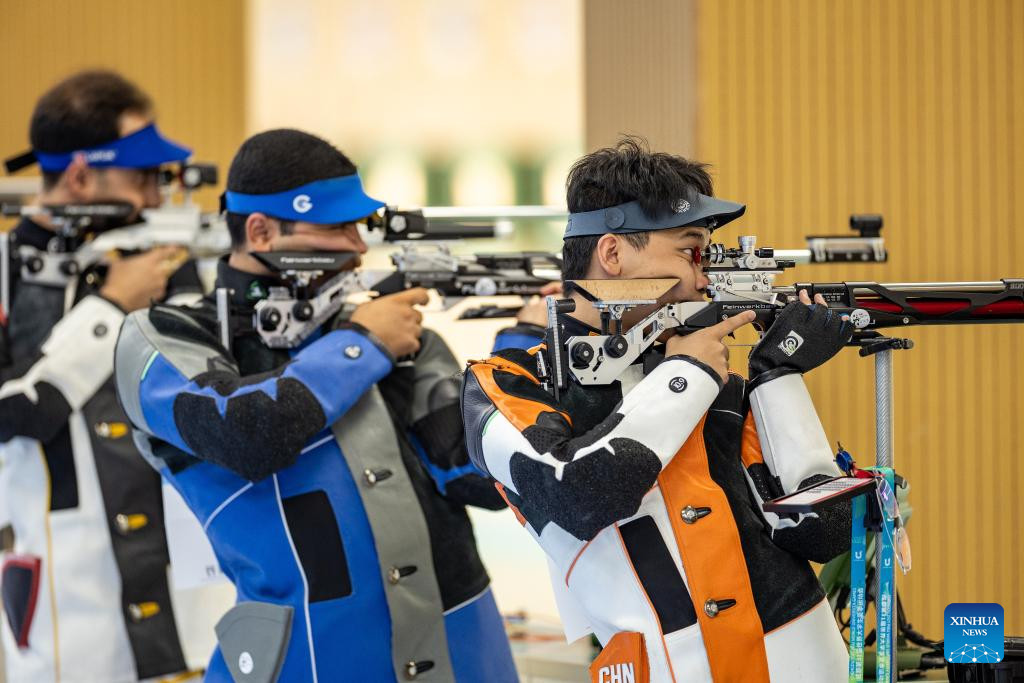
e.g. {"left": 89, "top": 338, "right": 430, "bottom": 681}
{"left": 31, "top": 123, "right": 191, "bottom": 173}
{"left": 564, "top": 193, "right": 746, "bottom": 239}
{"left": 223, "top": 174, "right": 385, "bottom": 224}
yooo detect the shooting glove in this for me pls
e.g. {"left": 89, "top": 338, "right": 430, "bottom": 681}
{"left": 747, "top": 301, "right": 852, "bottom": 389}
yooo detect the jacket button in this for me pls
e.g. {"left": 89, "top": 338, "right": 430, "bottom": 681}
{"left": 128, "top": 601, "right": 160, "bottom": 622}
{"left": 681, "top": 505, "right": 712, "bottom": 524}
{"left": 115, "top": 513, "right": 149, "bottom": 535}
{"left": 388, "top": 565, "right": 418, "bottom": 584}
{"left": 94, "top": 422, "right": 129, "bottom": 439}
{"left": 364, "top": 468, "right": 393, "bottom": 486}
{"left": 704, "top": 598, "right": 737, "bottom": 618}
{"left": 405, "top": 660, "right": 435, "bottom": 679}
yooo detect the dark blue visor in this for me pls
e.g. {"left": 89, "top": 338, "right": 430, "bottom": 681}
{"left": 564, "top": 193, "right": 746, "bottom": 239}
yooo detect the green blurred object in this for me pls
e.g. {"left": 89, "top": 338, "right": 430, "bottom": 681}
{"left": 513, "top": 159, "right": 544, "bottom": 206}
{"left": 861, "top": 648, "right": 927, "bottom": 680}
{"left": 426, "top": 159, "right": 453, "bottom": 206}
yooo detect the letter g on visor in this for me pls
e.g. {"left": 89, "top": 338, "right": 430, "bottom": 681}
{"left": 223, "top": 174, "right": 385, "bottom": 225}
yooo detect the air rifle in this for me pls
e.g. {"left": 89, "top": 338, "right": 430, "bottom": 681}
{"left": 234, "top": 205, "right": 573, "bottom": 348}
{"left": 0, "top": 164, "right": 225, "bottom": 313}
{"left": 241, "top": 246, "right": 562, "bottom": 349}
{"left": 537, "top": 233, "right": 1022, "bottom": 396}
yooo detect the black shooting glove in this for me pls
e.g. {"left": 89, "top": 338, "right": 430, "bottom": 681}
{"left": 747, "top": 301, "right": 853, "bottom": 389}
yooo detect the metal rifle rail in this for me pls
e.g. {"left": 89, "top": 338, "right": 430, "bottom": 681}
{"left": 365, "top": 243, "right": 562, "bottom": 301}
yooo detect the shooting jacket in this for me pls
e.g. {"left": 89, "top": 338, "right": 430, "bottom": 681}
{"left": 114, "top": 259, "right": 539, "bottom": 682}
{"left": 0, "top": 217, "right": 203, "bottom": 682}
{"left": 461, "top": 313, "right": 852, "bottom": 683}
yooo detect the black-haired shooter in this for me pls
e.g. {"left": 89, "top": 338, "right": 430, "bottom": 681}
{"left": 463, "top": 137, "right": 855, "bottom": 683}
{"left": 115, "top": 129, "right": 530, "bottom": 682}
{"left": 0, "top": 70, "right": 208, "bottom": 682}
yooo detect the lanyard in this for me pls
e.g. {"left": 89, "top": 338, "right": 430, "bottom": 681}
{"left": 847, "top": 467, "right": 897, "bottom": 683}
{"left": 873, "top": 468, "right": 897, "bottom": 682}
{"left": 848, "top": 493, "right": 868, "bottom": 682}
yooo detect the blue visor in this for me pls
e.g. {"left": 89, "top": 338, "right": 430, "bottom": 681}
{"left": 564, "top": 193, "right": 746, "bottom": 239}
{"left": 31, "top": 123, "right": 191, "bottom": 173}
{"left": 223, "top": 174, "right": 386, "bottom": 224}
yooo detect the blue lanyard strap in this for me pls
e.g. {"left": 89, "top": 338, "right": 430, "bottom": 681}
{"left": 848, "top": 493, "right": 868, "bottom": 683}
{"left": 873, "top": 467, "right": 897, "bottom": 683}
{"left": 847, "top": 467, "right": 897, "bottom": 683}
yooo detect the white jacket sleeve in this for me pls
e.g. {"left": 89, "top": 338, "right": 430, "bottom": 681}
{"left": 745, "top": 373, "right": 850, "bottom": 563}
{"left": 463, "top": 355, "right": 722, "bottom": 542}
{"left": 0, "top": 295, "right": 124, "bottom": 443}
{"left": 748, "top": 373, "right": 842, "bottom": 493}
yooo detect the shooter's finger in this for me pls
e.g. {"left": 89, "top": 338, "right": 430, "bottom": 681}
{"left": 706, "top": 310, "right": 757, "bottom": 339}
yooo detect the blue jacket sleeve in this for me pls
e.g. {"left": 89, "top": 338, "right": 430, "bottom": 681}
{"left": 115, "top": 310, "right": 393, "bottom": 481}
{"left": 491, "top": 322, "right": 545, "bottom": 354}
{"left": 395, "top": 328, "right": 507, "bottom": 509}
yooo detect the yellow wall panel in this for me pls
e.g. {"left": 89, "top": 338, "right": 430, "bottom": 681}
{"left": 696, "top": 0, "right": 1024, "bottom": 636}
{"left": 587, "top": 0, "right": 1024, "bottom": 640}
{"left": 584, "top": 0, "right": 697, "bottom": 152}
{"left": 0, "top": 0, "right": 246, "bottom": 212}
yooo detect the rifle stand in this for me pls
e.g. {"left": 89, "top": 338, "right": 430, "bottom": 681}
{"left": 851, "top": 335, "right": 913, "bottom": 683}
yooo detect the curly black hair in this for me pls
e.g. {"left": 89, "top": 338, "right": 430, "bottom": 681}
{"left": 562, "top": 136, "right": 713, "bottom": 280}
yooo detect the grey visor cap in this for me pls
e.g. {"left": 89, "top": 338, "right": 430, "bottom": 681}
{"left": 564, "top": 193, "right": 746, "bottom": 239}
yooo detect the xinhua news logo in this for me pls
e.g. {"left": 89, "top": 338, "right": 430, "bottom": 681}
{"left": 944, "top": 603, "right": 1004, "bottom": 663}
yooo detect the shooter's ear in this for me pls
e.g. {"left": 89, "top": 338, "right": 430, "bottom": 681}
{"left": 594, "top": 233, "right": 623, "bottom": 277}
{"left": 246, "top": 213, "right": 275, "bottom": 252}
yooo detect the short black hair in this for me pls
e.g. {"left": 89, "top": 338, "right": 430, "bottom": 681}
{"left": 30, "top": 70, "right": 153, "bottom": 190}
{"left": 225, "top": 129, "right": 358, "bottom": 247}
{"left": 562, "top": 136, "right": 714, "bottom": 281}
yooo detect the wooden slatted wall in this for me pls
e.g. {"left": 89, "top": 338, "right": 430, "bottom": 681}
{"left": 0, "top": 0, "right": 246, "bottom": 214}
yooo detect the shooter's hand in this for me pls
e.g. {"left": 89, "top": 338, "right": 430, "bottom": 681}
{"left": 351, "top": 287, "right": 428, "bottom": 359}
{"left": 516, "top": 282, "right": 562, "bottom": 327}
{"left": 100, "top": 246, "right": 184, "bottom": 312}
{"left": 748, "top": 290, "right": 853, "bottom": 381}
{"left": 666, "top": 310, "right": 756, "bottom": 383}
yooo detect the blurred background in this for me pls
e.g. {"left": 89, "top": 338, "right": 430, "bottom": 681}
{"left": 2, "top": 0, "right": 1022, "bottom": 677}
